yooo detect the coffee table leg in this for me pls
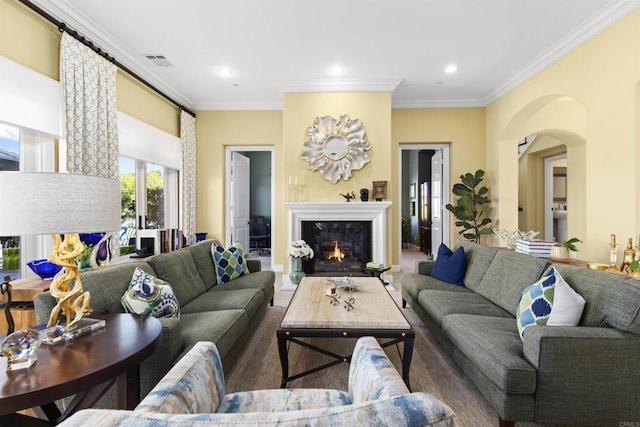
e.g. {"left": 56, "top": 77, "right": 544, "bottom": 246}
{"left": 402, "top": 334, "right": 415, "bottom": 392}
{"left": 277, "top": 333, "right": 289, "bottom": 388}
{"left": 117, "top": 365, "right": 141, "bottom": 409}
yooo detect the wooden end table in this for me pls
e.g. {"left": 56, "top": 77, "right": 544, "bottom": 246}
{"left": 277, "top": 277, "right": 414, "bottom": 390}
{"left": 0, "top": 313, "right": 162, "bottom": 425}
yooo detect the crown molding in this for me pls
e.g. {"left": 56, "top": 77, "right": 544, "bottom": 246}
{"left": 392, "top": 98, "right": 486, "bottom": 109}
{"left": 28, "top": 0, "right": 195, "bottom": 109}
{"left": 484, "top": 0, "right": 640, "bottom": 105}
{"left": 274, "top": 79, "right": 403, "bottom": 94}
{"left": 193, "top": 100, "right": 283, "bottom": 111}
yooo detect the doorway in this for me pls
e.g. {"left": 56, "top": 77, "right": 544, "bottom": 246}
{"left": 225, "top": 146, "right": 274, "bottom": 267}
{"left": 398, "top": 144, "right": 450, "bottom": 271}
{"left": 545, "top": 154, "right": 568, "bottom": 243}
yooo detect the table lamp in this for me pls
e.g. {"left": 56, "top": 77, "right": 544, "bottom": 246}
{"left": 0, "top": 171, "right": 120, "bottom": 329}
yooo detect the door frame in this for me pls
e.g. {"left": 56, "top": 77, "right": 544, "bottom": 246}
{"left": 544, "top": 153, "right": 566, "bottom": 241}
{"left": 225, "top": 146, "right": 275, "bottom": 251}
{"left": 398, "top": 144, "right": 450, "bottom": 264}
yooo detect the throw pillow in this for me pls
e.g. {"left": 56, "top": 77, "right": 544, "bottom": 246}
{"left": 431, "top": 243, "right": 466, "bottom": 286}
{"left": 516, "top": 267, "right": 585, "bottom": 341}
{"left": 211, "top": 241, "right": 250, "bottom": 285}
{"left": 121, "top": 267, "right": 180, "bottom": 319}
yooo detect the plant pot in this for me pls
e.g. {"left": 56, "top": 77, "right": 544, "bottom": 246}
{"left": 550, "top": 245, "right": 570, "bottom": 262}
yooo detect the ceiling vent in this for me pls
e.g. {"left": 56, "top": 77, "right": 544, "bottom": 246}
{"left": 145, "top": 55, "right": 173, "bottom": 67}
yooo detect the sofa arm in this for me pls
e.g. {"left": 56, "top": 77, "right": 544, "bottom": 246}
{"left": 523, "top": 326, "right": 640, "bottom": 424}
{"left": 60, "top": 393, "right": 458, "bottom": 427}
{"left": 415, "top": 260, "right": 435, "bottom": 275}
{"left": 246, "top": 258, "right": 262, "bottom": 273}
{"left": 136, "top": 341, "right": 225, "bottom": 414}
{"left": 348, "top": 337, "right": 409, "bottom": 403}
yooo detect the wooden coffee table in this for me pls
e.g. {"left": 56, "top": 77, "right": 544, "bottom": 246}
{"left": 0, "top": 313, "right": 162, "bottom": 425}
{"left": 277, "top": 276, "right": 414, "bottom": 389}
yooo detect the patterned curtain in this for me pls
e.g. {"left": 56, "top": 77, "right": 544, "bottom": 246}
{"left": 60, "top": 32, "right": 119, "bottom": 179}
{"left": 181, "top": 111, "right": 197, "bottom": 245}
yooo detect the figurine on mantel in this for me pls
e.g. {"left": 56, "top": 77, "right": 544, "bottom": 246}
{"left": 340, "top": 191, "right": 355, "bottom": 202}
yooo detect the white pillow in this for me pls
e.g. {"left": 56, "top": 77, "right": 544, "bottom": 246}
{"left": 546, "top": 270, "right": 586, "bottom": 326}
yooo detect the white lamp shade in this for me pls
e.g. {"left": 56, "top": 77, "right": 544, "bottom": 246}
{"left": 0, "top": 172, "right": 121, "bottom": 235}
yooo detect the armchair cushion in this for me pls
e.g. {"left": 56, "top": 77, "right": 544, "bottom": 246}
{"left": 218, "top": 389, "right": 351, "bottom": 413}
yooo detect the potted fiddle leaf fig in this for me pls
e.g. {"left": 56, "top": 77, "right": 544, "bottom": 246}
{"left": 445, "top": 169, "right": 492, "bottom": 244}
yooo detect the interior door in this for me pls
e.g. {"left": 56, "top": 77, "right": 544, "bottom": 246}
{"left": 431, "top": 150, "right": 443, "bottom": 257}
{"left": 231, "top": 152, "right": 250, "bottom": 251}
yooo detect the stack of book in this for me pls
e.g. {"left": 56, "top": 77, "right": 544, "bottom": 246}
{"left": 365, "top": 261, "right": 385, "bottom": 270}
{"left": 515, "top": 238, "right": 555, "bottom": 258}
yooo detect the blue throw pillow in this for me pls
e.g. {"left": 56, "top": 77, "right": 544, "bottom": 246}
{"left": 431, "top": 243, "right": 466, "bottom": 286}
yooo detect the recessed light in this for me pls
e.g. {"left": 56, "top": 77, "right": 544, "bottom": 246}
{"left": 444, "top": 65, "right": 457, "bottom": 74}
{"left": 216, "top": 67, "right": 233, "bottom": 77}
{"left": 328, "top": 65, "right": 345, "bottom": 76}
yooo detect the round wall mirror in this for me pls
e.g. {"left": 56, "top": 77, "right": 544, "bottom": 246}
{"left": 301, "top": 114, "right": 371, "bottom": 184}
{"left": 323, "top": 135, "right": 349, "bottom": 160}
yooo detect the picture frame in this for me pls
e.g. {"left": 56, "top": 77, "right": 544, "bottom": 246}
{"left": 372, "top": 181, "right": 387, "bottom": 201}
{"left": 409, "top": 182, "right": 417, "bottom": 199}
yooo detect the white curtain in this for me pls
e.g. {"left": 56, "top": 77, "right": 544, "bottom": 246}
{"left": 181, "top": 111, "right": 197, "bottom": 245}
{"left": 60, "top": 32, "right": 119, "bottom": 179}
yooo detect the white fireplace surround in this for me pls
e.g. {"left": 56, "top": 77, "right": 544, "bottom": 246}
{"left": 284, "top": 201, "right": 392, "bottom": 285}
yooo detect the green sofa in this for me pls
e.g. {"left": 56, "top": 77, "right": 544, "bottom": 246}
{"left": 401, "top": 241, "right": 640, "bottom": 427}
{"left": 33, "top": 239, "right": 275, "bottom": 404}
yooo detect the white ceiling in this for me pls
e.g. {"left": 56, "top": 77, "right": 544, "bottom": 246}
{"left": 30, "top": 0, "right": 640, "bottom": 111}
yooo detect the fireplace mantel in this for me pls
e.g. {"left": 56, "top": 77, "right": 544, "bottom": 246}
{"left": 285, "top": 201, "right": 392, "bottom": 279}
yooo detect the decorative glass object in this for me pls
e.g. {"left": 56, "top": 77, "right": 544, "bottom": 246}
{"left": 1, "top": 328, "right": 41, "bottom": 371}
{"left": 492, "top": 229, "right": 539, "bottom": 249}
{"left": 289, "top": 257, "right": 305, "bottom": 285}
{"left": 195, "top": 232, "right": 208, "bottom": 242}
{"left": 27, "top": 259, "right": 63, "bottom": 280}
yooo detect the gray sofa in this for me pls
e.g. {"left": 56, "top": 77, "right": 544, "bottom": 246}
{"left": 33, "top": 239, "right": 275, "bottom": 403}
{"left": 401, "top": 241, "right": 640, "bottom": 427}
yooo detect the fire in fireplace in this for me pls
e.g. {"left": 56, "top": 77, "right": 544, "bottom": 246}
{"left": 301, "top": 220, "right": 372, "bottom": 276}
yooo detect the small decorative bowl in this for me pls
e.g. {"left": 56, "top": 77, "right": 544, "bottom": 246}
{"left": 27, "top": 259, "right": 63, "bottom": 280}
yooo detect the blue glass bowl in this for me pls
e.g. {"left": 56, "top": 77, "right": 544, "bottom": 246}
{"left": 27, "top": 259, "right": 63, "bottom": 280}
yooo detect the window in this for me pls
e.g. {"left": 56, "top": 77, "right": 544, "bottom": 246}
{"left": 119, "top": 156, "right": 178, "bottom": 247}
{"left": 0, "top": 123, "right": 21, "bottom": 279}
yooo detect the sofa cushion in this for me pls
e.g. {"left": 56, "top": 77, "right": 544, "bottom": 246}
{"left": 121, "top": 267, "right": 180, "bottom": 319}
{"left": 179, "top": 310, "right": 249, "bottom": 360}
{"left": 401, "top": 273, "right": 472, "bottom": 303}
{"left": 553, "top": 263, "right": 640, "bottom": 334}
{"left": 211, "top": 270, "right": 275, "bottom": 298}
{"left": 431, "top": 244, "right": 466, "bottom": 286}
{"left": 147, "top": 250, "right": 208, "bottom": 306}
{"left": 419, "top": 290, "right": 512, "bottom": 327}
{"left": 454, "top": 241, "right": 499, "bottom": 292}
{"left": 188, "top": 239, "right": 219, "bottom": 290}
{"left": 212, "top": 241, "right": 250, "bottom": 285}
{"left": 475, "top": 250, "right": 549, "bottom": 316}
{"left": 181, "top": 288, "right": 264, "bottom": 319}
{"left": 442, "top": 314, "right": 537, "bottom": 394}
{"left": 77, "top": 262, "right": 157, "bottom": 314}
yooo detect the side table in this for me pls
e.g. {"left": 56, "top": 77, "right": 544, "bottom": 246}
{"left": 0, "top": 276, "right": 50, "bottom": 333}
{"left": 363, "top": 266, "right": 392, "bottom": 285}
{"left": 0, "top": 313, "right": 162, "bottom": 425}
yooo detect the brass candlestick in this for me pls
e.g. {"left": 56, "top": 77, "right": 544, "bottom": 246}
{"left": 620, "top": 237, "right": 635, "bottom": 272}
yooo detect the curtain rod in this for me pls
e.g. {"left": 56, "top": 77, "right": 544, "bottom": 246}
{"left": 18, "top": 0, "right": 196, "bottom": 118}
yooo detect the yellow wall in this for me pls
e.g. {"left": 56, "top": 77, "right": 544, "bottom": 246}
{"left": 195, "top": 110, "right": 283, "bottom": 245}
{"left": 0, "top": 0, "right": 180, "bottom": 136}
{"left": 487, "top": 9, "right": 640, "bottom": 262}
{"left": 392, "top": 108, "right": 486, "bottom": 252}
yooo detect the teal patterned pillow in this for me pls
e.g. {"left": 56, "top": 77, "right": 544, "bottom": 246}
{"left": 516, "top": 267, "right": 556, "bottom": 340}
{"left": 211, "top": 241, "right": 250, "bottom": 284}
{"left": 121, "top": 267, "right": 180, "bottom": 318}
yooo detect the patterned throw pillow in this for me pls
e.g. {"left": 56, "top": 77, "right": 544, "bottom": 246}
{"left": 211, "top": 241, "right": 250, "bottom": 285}
{"left": 121, "top": 267, "right": 180, "bottom": 319}
{"left": 516, "top": 267, "right": 585, "bottom": 341}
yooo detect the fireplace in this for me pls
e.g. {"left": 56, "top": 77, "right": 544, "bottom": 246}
{"left": 301, "top": 220, "right": 372, "bottom": 275}
{"left": 284, "top": 201, "right": 391, "bottom": 284}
